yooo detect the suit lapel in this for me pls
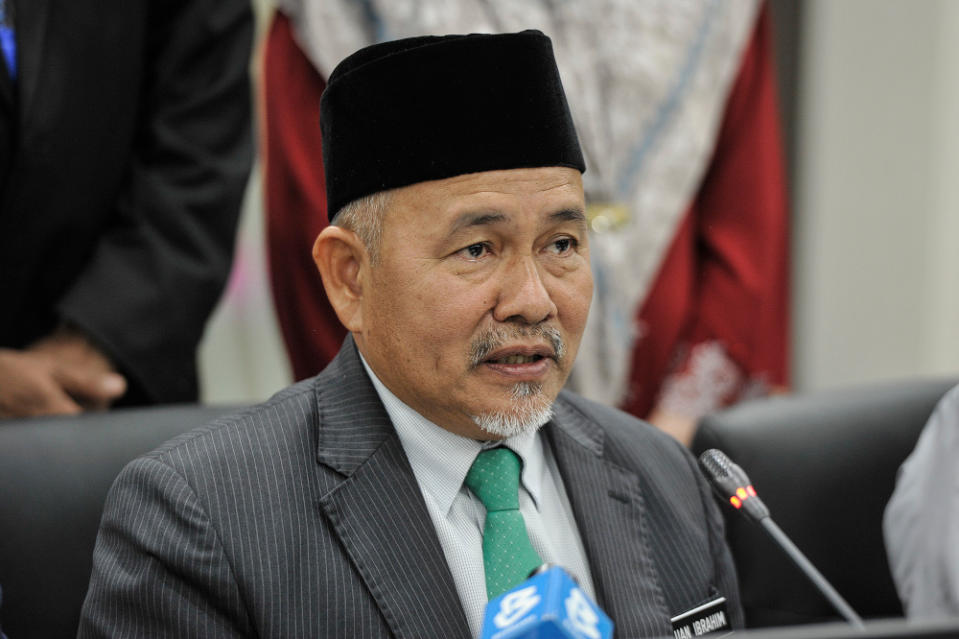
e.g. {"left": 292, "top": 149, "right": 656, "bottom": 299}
{"left": 313, "top": 337, "right": 471, "bottom": 639}
{"left": 14, "top": 0, "right": 50, "bottom": 124}
{"left": 546, "top": 397, "right": 673, "bottom": 637}
{"left": 0, "top": 49, "right": 11, "bottom": 111}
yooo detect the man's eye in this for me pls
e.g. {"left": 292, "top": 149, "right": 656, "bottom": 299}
{"left": 549, "top": 237, "right": 575, "bottom": 254}
{"left": 460, "top": 243, "right": 489, "bottom": 259}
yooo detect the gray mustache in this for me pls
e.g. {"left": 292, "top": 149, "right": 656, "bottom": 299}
{"left": 469, "top": 325, "right": 566, "bottom": 368}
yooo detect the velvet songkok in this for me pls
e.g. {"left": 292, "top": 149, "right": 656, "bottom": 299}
{"left": 319, "top": 29, "right": 585, "bottom": 220}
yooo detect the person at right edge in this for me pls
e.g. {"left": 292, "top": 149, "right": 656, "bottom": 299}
{"left": 884, "top": 383, "right": 959, "bottom": 619}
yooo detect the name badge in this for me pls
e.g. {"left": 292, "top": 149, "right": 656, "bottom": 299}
{"left": 670, "top": 596, "right": 732, "bottom": 638}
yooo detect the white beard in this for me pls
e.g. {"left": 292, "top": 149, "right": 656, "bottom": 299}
{"left": 472, "top": 382, "right": 554, "bottom": 439}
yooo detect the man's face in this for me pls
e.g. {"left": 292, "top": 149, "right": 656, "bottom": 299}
{"left": 354, "top": 166, "right": 592, "bottom": 440}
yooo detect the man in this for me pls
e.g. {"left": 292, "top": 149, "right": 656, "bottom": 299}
{"left": 81, "top": 31, "right": 742, "bottom": 638}
{"left": 0, "top": 0, "right": 252, "bottom": 417}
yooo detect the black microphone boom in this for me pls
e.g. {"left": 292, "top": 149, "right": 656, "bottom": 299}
{"left": 698, "top": 449, "right": 865, "bottom": 630}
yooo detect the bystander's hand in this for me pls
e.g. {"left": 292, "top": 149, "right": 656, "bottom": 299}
{"left": 0, "top": 327, "right": 127, "bottom": 418}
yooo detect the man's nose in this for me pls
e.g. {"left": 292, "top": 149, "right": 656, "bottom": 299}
{"left": 492, "top": 256, "right": 557, "bottom": 325}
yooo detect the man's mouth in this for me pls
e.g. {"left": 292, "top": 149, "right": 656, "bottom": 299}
{"left": 487, "top": 354, "right": 547, "bottom": 365}
{"left": 469, "top": 325, "right": 566, "bottom": 369}
{"left": 480, "top": 348, "right": 554, "bottom": 382}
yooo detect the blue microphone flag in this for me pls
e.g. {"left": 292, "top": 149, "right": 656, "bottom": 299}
{"left": 479, "top": 566, "right": 613, "bottom": 639}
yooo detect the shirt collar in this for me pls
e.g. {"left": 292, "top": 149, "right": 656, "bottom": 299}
{"left": 359, "top": 354, "right": 546, "bottom": 515}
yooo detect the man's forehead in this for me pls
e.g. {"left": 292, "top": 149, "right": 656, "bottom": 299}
{"left": 446, "top": 208, "right": 587, "bottom": 235}
{"left": 387, "top": 167, "right": 585, "bottom": 229}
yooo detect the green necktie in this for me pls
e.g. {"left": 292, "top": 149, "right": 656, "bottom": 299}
{"left": 465, "top": 447, "right": 543, "bottom": 599}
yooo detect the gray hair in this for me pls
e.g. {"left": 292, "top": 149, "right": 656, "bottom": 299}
{"left": 331, "top": 191, "right": 393, "bottom": 264}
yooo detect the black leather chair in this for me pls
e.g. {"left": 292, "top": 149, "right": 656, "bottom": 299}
{"left": 0, "top": 404, "right": 244, "bottom": 639}
{"left": 692, "top": 377, "right": 958, "bottom": 629}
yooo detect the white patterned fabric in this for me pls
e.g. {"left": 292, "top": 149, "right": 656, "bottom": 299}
{"left": 657, "top": 340, "right": 771, "bottom": 419}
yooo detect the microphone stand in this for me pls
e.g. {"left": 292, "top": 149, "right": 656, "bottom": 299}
{"left": 699, "top": 448, "right": 866, "bottom": 631}
{"left": 759, "top": 517, "right": 865, "bottom": 630}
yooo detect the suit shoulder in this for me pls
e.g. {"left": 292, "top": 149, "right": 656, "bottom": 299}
{"left": 144, "top": 377, "right": 320, "bottom": 468}
{"left": 554, "top": 390, "right": 704, "bottom": 495}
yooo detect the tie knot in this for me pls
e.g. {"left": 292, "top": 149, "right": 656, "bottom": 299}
{"left": 465, "top": 447, "right": 522, "bottom": 512}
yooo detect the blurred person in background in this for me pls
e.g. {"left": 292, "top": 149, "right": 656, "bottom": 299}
{"left": 0, "top": 0, "right": 253, "bottom": 418}
{"left": 884, "top": 383, "right": 959, "bottom": 619}
{"left": 263, "top": 0, "right": 790, "bottom": 446}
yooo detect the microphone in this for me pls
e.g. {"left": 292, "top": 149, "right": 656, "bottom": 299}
{"left": 698, "top": 449, "right": 865, "bottom": 630}
{"left": 479, "top": 565, "right": 613, "bottom": 639}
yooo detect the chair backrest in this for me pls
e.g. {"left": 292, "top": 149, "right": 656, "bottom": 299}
{"left": 692, "top": 378, "right": 958, "bottom": 628}
{"left": 0, "top": 404, "right": 244, "bottom": 639}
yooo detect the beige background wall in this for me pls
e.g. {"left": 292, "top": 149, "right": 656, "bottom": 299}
{"left": 793, "top": 0, "right": 959, "bottom": 390}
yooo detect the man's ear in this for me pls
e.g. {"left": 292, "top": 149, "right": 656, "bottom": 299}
{"left": 313, "top": 226, "right": 368, "bottom": 332}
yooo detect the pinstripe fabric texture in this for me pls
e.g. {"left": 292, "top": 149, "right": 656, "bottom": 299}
{"left": 548, "top": 395, "right": 744, "bottom": 637}
{"left": 79, "top": 335, "right": 742, "bottom": 638}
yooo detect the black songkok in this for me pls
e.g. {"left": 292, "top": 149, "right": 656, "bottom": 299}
{"left": 320, "top": 29, "right": 585, "bottom": 220}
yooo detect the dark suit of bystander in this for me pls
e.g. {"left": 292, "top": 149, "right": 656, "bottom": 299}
{"left": 0, "top": 0, "right": 252, "bottom": 407}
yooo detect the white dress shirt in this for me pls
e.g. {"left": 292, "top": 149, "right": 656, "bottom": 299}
{"left": 361, "top": 356, "right": 596, "bottom": 637}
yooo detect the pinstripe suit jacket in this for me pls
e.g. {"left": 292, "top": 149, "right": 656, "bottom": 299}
{"left": 79, "top": 336, "right": 742, "bottom": 638}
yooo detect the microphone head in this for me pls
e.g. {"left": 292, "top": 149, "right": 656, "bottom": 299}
{"left": 698, "top": 449, "right": 770, "bottom": 521}
{"left": 699, "top": 449, "right": 747, "bottom": 488}
{"left": 698, "top": 448, "right": 734, "bottom": 477}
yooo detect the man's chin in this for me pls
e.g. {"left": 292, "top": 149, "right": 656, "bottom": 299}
{"left": 471, "top": 394, "right": 554, "bottom": 439}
